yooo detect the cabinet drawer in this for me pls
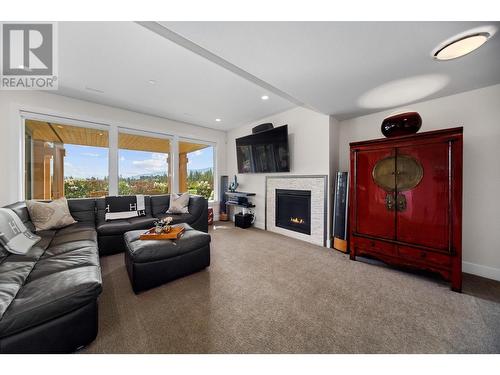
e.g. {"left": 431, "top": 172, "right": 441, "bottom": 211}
{"left": 354, "top": 237, "right": 396, "bottom": 256}
{"left": 398, "top": 246, "right": 451, "bottom": 267}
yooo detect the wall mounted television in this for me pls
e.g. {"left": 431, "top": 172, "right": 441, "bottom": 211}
{"left": 236, "top": 125, "right": 290, "bottom": 173}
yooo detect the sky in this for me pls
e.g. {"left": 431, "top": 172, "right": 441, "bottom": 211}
{"left": 64, "top": 144, "right": 214, "bottom": 179}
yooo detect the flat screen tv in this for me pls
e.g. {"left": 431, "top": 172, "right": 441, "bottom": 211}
{"left": 236, "top": 125, "right": 290, "bottom": 173}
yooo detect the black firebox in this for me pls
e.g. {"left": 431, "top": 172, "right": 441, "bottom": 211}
{"left": 275, "top": 189, "right": 311, "bottom": 235}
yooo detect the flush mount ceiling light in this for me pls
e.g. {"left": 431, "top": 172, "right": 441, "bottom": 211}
{"left": 215, "top": 118, "right": 221, "bottom": 122}
{"left": 432, "top": 26, "right": 496, "bottom": 61}
{"left": 261, "top": 95, "right": 269, "bottom": 100}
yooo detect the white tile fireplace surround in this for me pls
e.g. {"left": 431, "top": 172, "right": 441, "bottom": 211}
{"left": 265, "top": 175, "right": 328, "bottom": 246}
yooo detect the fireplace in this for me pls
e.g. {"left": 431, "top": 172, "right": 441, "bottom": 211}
{"left": 275, "top": 189, "right": 311, "bottom": 235}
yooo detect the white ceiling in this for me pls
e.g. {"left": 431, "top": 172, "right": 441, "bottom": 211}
{"left": 57, "top": 21, "right": 500, "bottom": 129}
{"left": 57, "top": 22, "right": 295, "bottom": 130}
{"left": 161, "top": 21, "right": 500, "bottom": 120}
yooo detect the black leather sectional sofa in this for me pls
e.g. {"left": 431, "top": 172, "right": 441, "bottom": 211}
{"left": 0, "top": 194, "right": 208, "bottom": 353}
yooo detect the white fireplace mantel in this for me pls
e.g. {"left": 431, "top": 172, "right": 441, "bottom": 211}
{"left": 265, "top": 175, "right": 328, "bottom": 246}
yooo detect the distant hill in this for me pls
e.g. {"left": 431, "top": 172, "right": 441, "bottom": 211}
{"left": 188, "top": 167, "right": 213, "bottom": 173}
{"left": 119, "top": 167, "right": 212, "bottom": 180}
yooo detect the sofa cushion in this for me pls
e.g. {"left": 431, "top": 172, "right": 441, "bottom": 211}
{"left": 150, "top": 194, "right": 170, "bottom": 217}
{"left": 51, "top": 228, "right": 97, "bottom": 247}
{"left": 97, "top": 217, "right": 157, "bottom": 236}
{"left": 0, "top": 233, "right": 54, "bottom": 322}
{"left": 185, "top": 196, "right": 206, "bottom": 220}
{"left": 29, "top": 244, "right": 100, "bottom": 282}
{"left": 26, "top": 198, "right": 77, "bottom": 231}
{"left": 0, "top": 263, "right": 102, "bottom": 338}
{"left": 151, "top": 195, "right": 205, "bottom": 223}
{"left": 166, "top": 193, "right": 190, "bottom": 214}
{"left": 67, "top": 199, "right": 96, "bottom": 223}
{"left": 41, "top": 223, "right": 98, "bottom": 259}
{"left": 54, "top": 221, "right": 96, "bottom": 236}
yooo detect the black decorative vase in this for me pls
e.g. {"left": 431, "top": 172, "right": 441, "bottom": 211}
{"left": 381, "top": 112, "right": 422, "bottom": 138}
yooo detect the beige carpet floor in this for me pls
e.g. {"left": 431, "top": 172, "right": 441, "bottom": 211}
{"left": 83, "top": 222, "right": 500, "bottom": 353}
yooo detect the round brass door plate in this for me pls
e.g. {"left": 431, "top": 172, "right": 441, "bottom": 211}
{"left": 372, "top": 155, "right": 423, "bottom": 192}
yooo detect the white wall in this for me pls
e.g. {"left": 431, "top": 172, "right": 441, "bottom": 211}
{"left": 338, "top": 84, "right": 500, "bottom": 280}
{"left": 0, "top": 91, "right": 227, "bottom": 206}
{"left": 226, "top": 106, "right": 333, "bottom": 239}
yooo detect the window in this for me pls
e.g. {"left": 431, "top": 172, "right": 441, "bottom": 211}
{"left": 118, "top": 131, "right": 171, "bottom": 195}
{"left": 23, "top": 118, "right": 217, "bottom": 200}
{"left": 179, "top": 141, "right": 214, "bottom": 200}
{"left": 24, "top": 119, "right": 109, "bottom": 200}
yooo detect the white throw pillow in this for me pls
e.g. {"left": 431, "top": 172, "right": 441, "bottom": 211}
{"left": 26, "top": 197, "right": 77, "bottom": 232}
{"left": 166, "top": 193, "right": 190, "bottom": 214}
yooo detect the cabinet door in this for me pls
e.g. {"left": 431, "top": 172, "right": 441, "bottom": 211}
{"left": 396, "top": 142, "right": 450, "bottom": 251}
{"left": 354, "top": 147, "right": 396, "bottom": 239}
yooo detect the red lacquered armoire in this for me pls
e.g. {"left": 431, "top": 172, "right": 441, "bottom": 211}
{"left": 348, "top": 127, "right": 463, "bottom": 291}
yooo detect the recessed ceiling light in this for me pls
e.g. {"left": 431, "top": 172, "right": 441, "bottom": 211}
{"left": 261, "top": 95, "right": 269, "bottom": 100}
{"left": 98, "top": 133, "right": 104, "bottom": 136}
{"left": 432, "top": 26, "right": 496, "bottom": 61}
{"left": 215, "top": 118, "right": 222, "bottom": 122}
{"left": 57, "top": 125, "right": 64, "bottom": 129}
{"left": 148, "top": 80, "right": 156, "bottom": 85}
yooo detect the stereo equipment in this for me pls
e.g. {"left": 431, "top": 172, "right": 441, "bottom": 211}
{"left": 235, "top": 212, "right": 254, "bottom": 229}
{"left": 219, "top": 175, "right": 229, "bottom": 221}
{"left": 252, "top": 123, "right": 274, "bottom": 134}
{"left": 332, "top": 172, "right": 349, "bottom": 252}
{"left": 226, "top": 196, "right": 249, "bottom": 206}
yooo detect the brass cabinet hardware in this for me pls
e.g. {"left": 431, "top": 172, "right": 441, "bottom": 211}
{"left": 372, "top": 155, "right": 423, "bottom": 192}
{"left": 396, "top": 193, "right": 407, "bottom": 212}
{"left": 385, "top": 193, "right": 395, "bottom": 211}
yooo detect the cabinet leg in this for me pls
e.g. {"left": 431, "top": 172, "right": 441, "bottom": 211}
{"left": 451, "top": 260, "right": 462, "bottom": 292}
{"left": 451, "top": 278, "right": 462, "bottom": 293}
{"left": 451, "top": 271, "right": 462, "bottom": 292}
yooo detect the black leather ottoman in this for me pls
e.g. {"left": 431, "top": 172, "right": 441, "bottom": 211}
{"left": 124, "top": 224, "right": 211, "bottom": 293}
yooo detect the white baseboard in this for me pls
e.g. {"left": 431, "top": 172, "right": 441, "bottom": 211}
{"left": 254, "top": 220, "right": 265, "bottom": 230}
{"left": 462, "top": 261, "right": 500, "bottom": 281}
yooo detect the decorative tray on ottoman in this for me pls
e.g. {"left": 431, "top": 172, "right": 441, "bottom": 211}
{"left": 139, "top": 226, "right": 185, "bottom": 240}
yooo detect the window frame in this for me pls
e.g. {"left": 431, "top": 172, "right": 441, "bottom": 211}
{"left": 117, "top": 127, "right": 174, "bottom": 196}
{"left": 178, "top": 137, "right": 217, "bottom": 202}
{"left": 20, "top": 112, "right": 111, "bottom": 200}
{"left": 19, "top": 112, "right": 218, "bottom": 201}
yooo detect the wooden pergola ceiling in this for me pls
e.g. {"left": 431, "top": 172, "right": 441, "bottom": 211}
{"left": 25, "top": 120, "right": 209, "bottom": 154}
{"left": 26, "top": 120, "right": 109, "bottom": 147}
{"left": 119, "top": 132, "right": 170, "bottom": 153}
